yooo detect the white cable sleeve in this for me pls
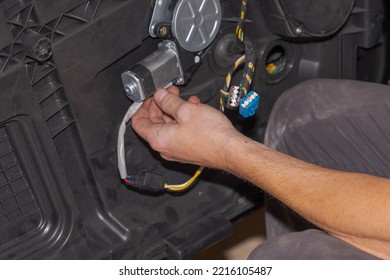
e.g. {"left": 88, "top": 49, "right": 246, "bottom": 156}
{"left": 117, "top": 102, "right": 143, "bottom": 179}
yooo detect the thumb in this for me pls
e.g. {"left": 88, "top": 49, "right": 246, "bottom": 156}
{"left": 154, "top": 89, "right": 187, "bottom": 120}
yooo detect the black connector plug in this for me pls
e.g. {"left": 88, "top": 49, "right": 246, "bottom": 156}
{"left": 129, "top": 171, "right": 166, "bottom": 193}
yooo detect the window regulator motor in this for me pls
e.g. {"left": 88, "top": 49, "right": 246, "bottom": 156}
{"left": 121, "top": 0, "right": 222, "bottom": 103}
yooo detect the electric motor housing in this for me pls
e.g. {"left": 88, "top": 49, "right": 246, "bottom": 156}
{"left": 172, "top": 0, "right": 222, "bottom": 52}
{"left": 150, "top": 0, "right": 222, "bottom": 52}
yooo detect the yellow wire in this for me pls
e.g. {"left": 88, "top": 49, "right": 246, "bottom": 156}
{"left": 220, "top": 55, "right": 246, "bottom": 111}
{"left": 225, "top": 55, "right": 246, "bottom": 90}
{"left": 234, "top": 55, "right": 246, "bottom": 70}
{"left": 236, "top": 0, "right": 247, "bottom": 42}
{"left": 220, "top": 89, "right": 229, "bottom": 112}
{"left": 165, "top": 166, "right": 204, "bottom": 192}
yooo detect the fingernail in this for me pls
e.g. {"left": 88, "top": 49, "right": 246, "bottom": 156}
{"left": 155, "top": 89, "right": 168, "bottom": 102}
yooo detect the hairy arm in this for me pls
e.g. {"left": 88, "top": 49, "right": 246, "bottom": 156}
{"left": 132, "top": 88, "right": 390, "bottom": 259}
{"left": 225, "top": 134, "right": 390, "bottom": 259}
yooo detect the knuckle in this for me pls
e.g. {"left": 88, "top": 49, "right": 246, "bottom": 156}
{"left": 149, "top": 138, "right": 163, "bottom": 152}
{"left": 149, "top": 134, "right": 168, "bottom": 153}
{"left": 176, "top": 103, "right": 193, "bottom": 122}
{"left": 161, "top": 95, "right": 175, "bottom": 111}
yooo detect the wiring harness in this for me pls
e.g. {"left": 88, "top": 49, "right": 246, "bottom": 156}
{"left": 220, "top": 0, "right": 258, "bottom": 117}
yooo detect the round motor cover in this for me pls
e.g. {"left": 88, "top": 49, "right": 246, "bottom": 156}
{"left": 172, "top": 0, "right": 222, "bottom": 52}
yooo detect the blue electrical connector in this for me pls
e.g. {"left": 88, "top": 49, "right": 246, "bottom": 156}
{"left": 239, "top": 91, "right": 260, "bottom": 118}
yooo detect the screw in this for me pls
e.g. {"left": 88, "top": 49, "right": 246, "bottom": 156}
{"left": 158, "top": 25, "right": 169, "bottom": 37}
{"left": 164, "top": 40, "right": 174, "bottom": 49}
{"left": 34, "top": 37, "right": 53, "bottom": 62}
{"left": 38, "top": 44, "right": 48, "bottom": 55}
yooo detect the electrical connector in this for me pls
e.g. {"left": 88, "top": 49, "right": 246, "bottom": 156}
{"left": 239, "top": 91, "right": 260, "bottom": 118}
{"left": 226, "top": 86, "right": 242, "bottom": 109}
{"left": 127, "top": 171, "right": 166, "bottom": 193}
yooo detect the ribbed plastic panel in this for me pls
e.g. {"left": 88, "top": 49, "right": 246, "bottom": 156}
{"left": 0, "top": 127, "right": 42, "bottom": 246}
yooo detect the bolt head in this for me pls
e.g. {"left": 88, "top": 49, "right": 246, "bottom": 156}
{"left": 159, "top": 26, "right": 169, "bottom": 37}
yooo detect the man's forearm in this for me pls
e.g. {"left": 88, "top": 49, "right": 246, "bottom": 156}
{"left": 224, "top": 134, "right": 390, "bottom": 259}
{"left": 131, "top": 90, "right": 390, "bottom": 258}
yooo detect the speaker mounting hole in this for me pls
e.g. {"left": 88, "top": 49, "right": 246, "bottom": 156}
{"left": 265, "top": 45, "right": 286, "bottom": 76}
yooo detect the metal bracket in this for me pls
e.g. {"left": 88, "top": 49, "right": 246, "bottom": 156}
{"left": 149, "top": 0, "right": 173, "bottom": 37}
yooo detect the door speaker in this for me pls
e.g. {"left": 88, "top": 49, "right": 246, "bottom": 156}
{"left": 261, "top": 0, "right": 355, "bottom": 38}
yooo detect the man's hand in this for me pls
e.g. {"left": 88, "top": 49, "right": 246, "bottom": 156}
{"left": 131, "top": 86, "right": 390, "bottom": 259}
{"left": 131, "top": 87, "right": 240, "bottom": 169}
